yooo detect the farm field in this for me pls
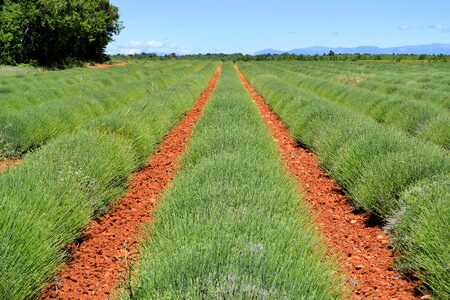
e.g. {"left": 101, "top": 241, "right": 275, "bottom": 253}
{"left": 126, "top": 63, "right": 345, "bottom": 299}
{"left": 238, "top": 61, "right": 450, "bottom": 299}
{"left": 0, "top": 60, "right": 449, "bottom": 299}
{"left": 271, "top": 61, "right": 450, "bottom": 110}
{"left": 0, "top": 60, "right": 220, "bottom": 299}
{"left": 0, "top": 61, "right": 213, "bottom": 157}
{"left": 242, "top": 61, "right": 450, "bottom": 149}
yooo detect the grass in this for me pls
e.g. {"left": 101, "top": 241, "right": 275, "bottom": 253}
{"left": 0, "top": 61, "right": 174, "bottom": 114}
{"left": 0, "top": 61, "right": 208, "bottom": 158}
{"left": 248, "top": 61, "right": 450, "bottom": 149}
{"left": 1, "top": 59, "right": 447, "bottom": 298}
{"left": 237, "top": 62, "right": 450, "bottom": 298}
{"left": 286, "top": 59, "right": 450, "bottom": 106}
{"left": 387, "top": 174, "right": 450, "bottom": 299}
{"left": 298, "top": 61, "right": 450, "bottom": 109}
{"left": 0, "top": 130, "right": 134, "bottom": 299}
{"left": 125, "top": 63, "right": 345, "bottom": 299}
{"left": 85, "top": 62, "right": 220, "bottom": 166}
{"left": 0, "top": 62, "right": 219, "bottom": 299}
{"left": 0, "top": 65, "right": 44, "bottom": 76}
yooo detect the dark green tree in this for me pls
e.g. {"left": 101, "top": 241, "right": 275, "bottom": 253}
{"left": 0, "top": 0, "right": 122, "bottom": 66}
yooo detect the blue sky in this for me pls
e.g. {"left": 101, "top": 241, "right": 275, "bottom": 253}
{"left": 107, "top": 0, "right": 450, "bottom": 55}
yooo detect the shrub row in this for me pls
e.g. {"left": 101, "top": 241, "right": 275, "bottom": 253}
{"left": 0, "top": 61, "right": 176, "bottom": 114}
{"left": 274, "top": 61, "right": 450, "bottom": 109}
{"left": 0, "top": 62, "right": 206, "bottom": 157}
{"left": 0, "top": 62, "right": 219, "bottom": 299}
{"left": 238, "top": 63, "right": 450, "bottom": 298}
{"left": 127, "top": 63, "right": 345, "bottom": 299}
{"left": 388, "top": 174, "right": 450, "bottom": 298}
{"left": 249, "top": 62, "right": 450, "bottom": 149}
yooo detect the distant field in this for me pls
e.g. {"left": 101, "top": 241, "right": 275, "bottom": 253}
{"left": 0, "top": 61, "right": 212, "bottom": 157}
{"left": 0, "top": 60, "right": 448, "bottom": 299}
{"left": 243, "top": 61, "right": 450, "bottom": 149}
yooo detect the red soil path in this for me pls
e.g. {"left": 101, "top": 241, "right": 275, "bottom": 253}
{"left": 235, "top": 65, "right": 419, "bottom": 300}
{"left": 0, "top": 159, "right": 20, "bottom": 173}
{"left": 87, "top": 62, "right": 129, "bottom": 69}
{"left": 40, "top": 66, "right": 222, "bottom": 300}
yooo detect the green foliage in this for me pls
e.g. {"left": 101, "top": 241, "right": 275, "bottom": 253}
{"left": 238, "top": 62, "right": 450, "bottom": 297}
{"left": 0, "top": 130, "right": 135, "bottom": 299}
{"left": 0, "top": 61, "right": 182, "bottom": 114}
{"left": 388, "top": 174, "right": 450, "bottom": 299}
{"left": 126, "top": 63, "right": 345, "bottom": 299}
{"left": 250, "top": 61, "right": 450, "bottom": 149}
{"left": 0, "top": 0, "right": 122, "bottom": 66}
{"left": 271, "top": 61, "right": 450, "bottom": 110}
{"left": 0, "top": 61, "right": 219, "bottom": 299}
{"left": 0, "top": 61, "right": 207, "bottom": 158}
{"left": 85, "top": 62, "right": 220, "bottom": 166}
{"left": 111, "top": 52, "right": 450, "bottom": 63}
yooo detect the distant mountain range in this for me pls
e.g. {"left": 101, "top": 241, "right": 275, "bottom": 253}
{"left": 254, "top": 43, "right": 450, "bottom": 55}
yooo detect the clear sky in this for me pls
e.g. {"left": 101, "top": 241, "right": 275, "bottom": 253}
{"left": 107, "top": 0, "right": 450, "bottom": 55}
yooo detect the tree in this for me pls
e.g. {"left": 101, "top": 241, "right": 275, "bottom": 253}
{"left": 0, "top": 0, "right": 123, "bottom": 66}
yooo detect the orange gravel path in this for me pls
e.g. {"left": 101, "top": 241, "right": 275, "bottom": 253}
{"left": 0, "top": 159, "right": 20, "bottom": 173}
{"left": 87, "top": 62, "right": 129, "bottom": 69}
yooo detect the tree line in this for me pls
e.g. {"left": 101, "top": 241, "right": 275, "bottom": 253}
{"left": 112, "top": 52, "right": 449, "bottom": 63}
{"left": 0, "top": 0, "right": 122, "bottom": 66}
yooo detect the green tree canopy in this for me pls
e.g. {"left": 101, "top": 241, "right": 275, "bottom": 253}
{"left": 0, "top": 0, "right": 122, "bottom": 66}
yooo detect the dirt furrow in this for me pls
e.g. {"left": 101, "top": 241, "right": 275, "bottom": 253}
{"left": 87, "top": 62, "right": 129, "bottom": 69}
{"left": 0, "top": 158, "right": 20, "bottom": 173}
{"left": 40, "top": 66, "right": 221, "bottom": 300}
{"left": 235, "top": 65, "right": 419, "bottom": 300}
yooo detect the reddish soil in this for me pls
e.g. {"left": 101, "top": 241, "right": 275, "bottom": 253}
{"left": 235, "top": 65, "right": 420, "bottom": 300}
{"left": 40, "top": 66, "right": 222, "bottom": 300}
{"left": 0, "top": 158, "right": 20, "bottom": 173}
{"left": 87, "top": 62, "right": 129, "bottom": 69}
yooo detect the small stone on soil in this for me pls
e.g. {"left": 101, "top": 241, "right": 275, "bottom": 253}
{"left": 348, "top": 278, "right": 359, "bottom": 286}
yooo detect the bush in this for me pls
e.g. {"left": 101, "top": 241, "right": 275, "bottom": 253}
{"left": 0, "top": 0, "right": 122, "bottom": 66}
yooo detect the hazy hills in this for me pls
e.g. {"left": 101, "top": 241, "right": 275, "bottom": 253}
{"left": 255, "top": 43, "right": 450, "bottom": 55}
